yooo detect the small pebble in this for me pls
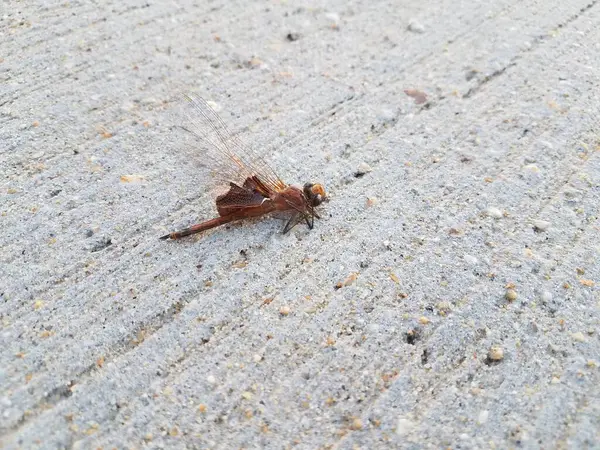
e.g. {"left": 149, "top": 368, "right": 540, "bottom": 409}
{"left": 407, "top": 19, "right": 425, "bottom": 33}
{"left": 325, "top": 12, "right": 340, "bottom": 28}
{"left": 279, "top": 306, "right": 290, "bottom": 316}
{"left": 488, "top": 345, "right": 504, "bottom": 361}
{"left": 404, "top": 89, "right": 428, "bottom": 105}
{"left": 464, "top": 254, "right": 478, "bottom": 265}
{"left": 571, "top": 332, "right": 585, "bottom": 342}
{"left": 351, "top": 418, "right": 363, "bottom": 430}
{"left": 253, "top": 354, "right": 262, "bottom": 363}
{"left": 418, "top": 316, "right": 430, "bottom": 325}
{"left": 141, "top": 97, "right": 159, "bottom": 105}
{"left": 436, "top": 301, "right": 452, "bottom": 315}
{"left": 532, "top": 220, "right": 550, "bottom": 232}
{"left": 356, "top": 162, "right": 373, "bottom": 176}
{"left": 523, "top": 164, "right": 540, "bottom": 173}
{"left": 396, "top": 417, "right": 415, "bottom": 436}
{"left": 478, "top": 410, "right": 489, "bottom": 424}
{"left": 486, "top": 207, "right": 503, "bottom": 219}
{"left": 286, "top": 32, "right": 301, "bottom": 42}
{"left": 505, "top": 289, "right": 518, "bottom": 302}
{"left": 366, "top": 197, "right": 379, "bottom": 207}
{"left": 377, "top": 107, "right": 397, "bottom": 123}
{"left": 541, "top": 291, "right": 553, "bottom": 303}
{"left": 206, "top": 375, "right": 217, "bottom": 385}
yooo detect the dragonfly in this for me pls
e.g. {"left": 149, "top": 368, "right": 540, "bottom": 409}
{"left": 160, "top": 94, "right": 327, "bottom": 240}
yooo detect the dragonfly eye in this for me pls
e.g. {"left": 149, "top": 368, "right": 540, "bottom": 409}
{"left": 303, "top": 182, "right": 326, "bottom": 207}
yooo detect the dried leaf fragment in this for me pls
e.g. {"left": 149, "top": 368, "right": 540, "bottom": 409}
{"left": 261, "top": 297, "right": 274, "bottom": 306}
{"left": 120, "top": 174, "right": 145, "bottom": 183}
{"left": 335, "top": 272, "right": 358, "bottom": 289}
{"left": 97, "top": 126, "right": 113, "bottom": 138}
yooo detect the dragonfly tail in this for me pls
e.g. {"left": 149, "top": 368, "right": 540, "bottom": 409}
{"left": 160, "top": 216, "right": 235, "bottom": 240}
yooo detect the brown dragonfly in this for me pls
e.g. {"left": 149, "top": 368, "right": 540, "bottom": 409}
{"left": 160, "top": 94, "right": 326, "bottom": 240}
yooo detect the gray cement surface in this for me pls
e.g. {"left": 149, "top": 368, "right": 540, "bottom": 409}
{"left": 1, "top": 0, "right": 599, "bottom": 448}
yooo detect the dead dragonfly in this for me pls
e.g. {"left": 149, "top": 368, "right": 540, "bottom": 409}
{"left": 160, "top": 94, "right": 326, "bottom": 240}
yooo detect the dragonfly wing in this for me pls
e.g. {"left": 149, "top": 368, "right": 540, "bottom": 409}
{"left": 216, "top": 182, "right": 269, "bottom": 216}
{"left": 175, "top": 93, "right": 288, "bottom": 194}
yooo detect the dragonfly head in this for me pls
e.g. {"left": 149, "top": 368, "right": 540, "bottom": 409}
{"left": 303, "top": 182, "right": 326, "bottom": 207}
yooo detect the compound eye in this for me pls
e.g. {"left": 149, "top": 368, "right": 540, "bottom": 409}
{"left": 311, "top": 184, "right": 326, "bottom": 199}
{"left": 304, "top": 182, "right": 326, "bottom": 206}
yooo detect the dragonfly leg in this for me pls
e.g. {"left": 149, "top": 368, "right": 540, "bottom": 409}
{"left": 283, "top": 213, "right": 302, "bottom": 233}
{"left": 305, "top": 214, "right": 314, "bottom": 230}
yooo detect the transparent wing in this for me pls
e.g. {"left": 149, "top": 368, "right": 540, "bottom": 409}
{"left": 173, "top": 93, "right": 287, "bottom": 194}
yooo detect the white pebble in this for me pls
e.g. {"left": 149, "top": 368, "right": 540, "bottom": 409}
{"left": 206, "top": 375, "right": 217, "bottom": 385}
{"left": 141, "top": 97, "right": 159, "bottom": 105}
{"left": 325, "top": 12, "right": 340, "bottom": 26}
{"left": 396, "top": 417, "right": 415, "bottom": 436}
{"left": 486, "top": 207, "right": 503, "bottom": 219}
{"left": 488, "top": 345, "right": 504, "bottom": 361}
{"left": 377, "top": 108, "right": 396, "bottom": 123}
{"left": 532, "top": 220, "right": 550, "bottom": 231}
{"left": 365, "top": 197, "right": 379, "bottom": 207}
{"left": 356, "top": 162, "right": 373, "bottom": 175}
{"left": 541, "top": 291, "right": 553, "bottom": 302}
{"left": 523, "top": 164, "right": 540, "bottom": 173}
{"left": 407, "top": 19, "right": 425, "bottom": 33}
{"left": 478, "top": 410, "right": 489, "bottom": 424}
{"left": 571, "top": 332, "right": 585, "bottom": 342}
{"left": 464, "top": 254, "right": 478, "bottom": 265}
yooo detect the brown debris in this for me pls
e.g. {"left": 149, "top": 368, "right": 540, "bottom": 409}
{"left": 335, "top": 272, "right": 358, "bottom": 289}
{"left": 404, "top": 89, "right": 428, "bottom": 105}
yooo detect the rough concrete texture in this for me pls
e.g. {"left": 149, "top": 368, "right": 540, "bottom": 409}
{"left": 1, "top": 0, "right": 599, "bottom": 448}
